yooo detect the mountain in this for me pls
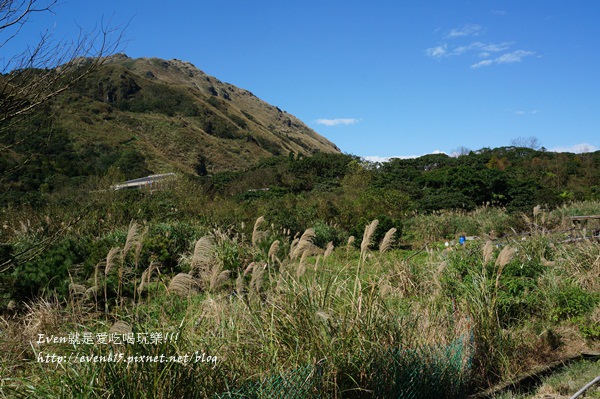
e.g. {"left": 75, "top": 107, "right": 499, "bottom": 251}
{"left": 0, "top": 54, "right": 340, "bottom": 202}
{"left": 6, "top": 54, "right": 340, "bottom": 173}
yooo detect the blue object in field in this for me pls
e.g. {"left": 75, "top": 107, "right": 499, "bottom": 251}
{"left": 459, "top": 236, "right": 466, "bottom": 245}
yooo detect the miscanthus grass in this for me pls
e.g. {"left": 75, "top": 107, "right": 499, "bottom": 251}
{"left": 5, "top": 210, "right": 599, "bottom": 398}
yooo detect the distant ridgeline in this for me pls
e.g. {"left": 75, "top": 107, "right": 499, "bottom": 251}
{"left": 206, "top": 148, "right": 600, "bottom": 213}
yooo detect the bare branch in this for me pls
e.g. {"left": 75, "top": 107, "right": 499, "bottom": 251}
{"left": 1, "top": 3, "right": 126, "bottom": 124}
{"left": 0, "top": 1, "right": 57, "bottom": 31}
{"left": 510, "top": 136, "right": 542, "bottom": 150}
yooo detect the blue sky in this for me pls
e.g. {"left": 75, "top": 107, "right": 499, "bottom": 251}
{"left": 3, "top": 0, "right": 599, "bottom": 160}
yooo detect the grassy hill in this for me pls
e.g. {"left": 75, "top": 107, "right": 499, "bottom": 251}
{"left": 72, "top": 54, "right": 339, "bottom": 171}
{"left": 0, "top": 54, "right": 339, "bottom": 204}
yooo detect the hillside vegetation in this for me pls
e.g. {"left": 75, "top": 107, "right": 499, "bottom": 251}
{"left": 1, "top": 193, "right": 599, "bottom": 397}
{"left": 0, "top": 54, "right": 338, "bottom": 205}
{"left": 1, "top": 56, "right": 600, "bottom": 397}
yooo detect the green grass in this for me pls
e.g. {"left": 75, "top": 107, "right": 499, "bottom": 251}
{"left": 1, "top": 202, "right": 599, "bottom": 398}
{"left": 491, "top": 359, "right": 600, "bottom": 399}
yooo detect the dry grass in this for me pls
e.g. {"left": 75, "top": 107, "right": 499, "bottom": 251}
{"left": 360, "top": 219, "right": 379, "bottom": 257}
{"left": 168, "top": 273, "right": 196, "bottom": 296}
{"left": 386, "top": 259, "right": 417, "bottom": 298}
{"left": 22, "top": 298, "right": 64, "bottom": 345}
{"left": 190, "top": 236, "right": 214, "bottom": 274}
{"left": 4, "top": 207, "right": 600, "bottom": 396}
{"left": 109, "top": 320, "right": 132, "bottom": 334}
{"left": 379, "top": 227, "right": 397, "bottom": 254}
{"left": 556, "top": 241, "right": 600, "bottom": 291}
{"left": 252, "top": 216, "right": 267, "bottom": 247}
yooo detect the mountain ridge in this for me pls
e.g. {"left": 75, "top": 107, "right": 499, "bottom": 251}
{"left": 45, "top": 54, "right": 339, "bottom": 171}
{"left": 0, "top": 54, "right": 340, "bottom": 203}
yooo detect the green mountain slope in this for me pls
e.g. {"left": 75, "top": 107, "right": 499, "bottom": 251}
{"left": 0, "top": 54, "right": 339, "bottom": 203}
{"left": 63, "top": 54, "right": 339, "bottom": 173}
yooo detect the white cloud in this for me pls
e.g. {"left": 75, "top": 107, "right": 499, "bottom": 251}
{"left": 424, "top": 45, "right": 448, "bottom": 59}
{"left": 473, "top": 41, "right": 513, "bottom": 53}
{"left": 426, "top": 41, "right": 515, "bottom": 62}
{"left": 426, "top": 25, "right": 535, "bottom": 68}
{"left": 471, "top": 59, "right": 493, "bottom": 68}
{"left": 505, "top": 108, "right": 541, "bottom": 115}
{"left": 550, "top": 143, "right": 599, "bottom": 153}
{"left": 363, "top": 156, "right": 394, "bottom": 163}
{"left": 446, "top": 24, "right": 482, "bottom": 39}
{"left": 496, "top": 50, "right": 535, "bottom": 64}
{"left": 315, "top": 118, "right": 360, "bottom": 126}
{"left": 471, "top": 50, "right": 536, "bottom": 68}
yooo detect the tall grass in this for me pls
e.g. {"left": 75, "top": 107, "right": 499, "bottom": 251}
{"left": 1, "top": 219, "right": 472, "bottom": 398}
{"left": 3, "top": 203, "right": 600, "bottom": 397}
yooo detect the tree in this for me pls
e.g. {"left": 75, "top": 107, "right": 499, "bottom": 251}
{"left": 510, "top": 136, "right": 541, "bottom": 150}
{"left": 452, "top": 146, "right": 471, "bottom": 157}
{"left": 1, "top": 0, "right": 123, "bottom": 125}
{"left": 0, "top": 1, "right": 123, "bottom": 270}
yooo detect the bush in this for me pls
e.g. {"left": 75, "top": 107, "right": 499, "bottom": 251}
{"left": 5, "top": 237, "right": 90, "bottom": 303}
{"left": 549, "top": 284, "right": 598, "bottom": 322}
{"left": 312, "top": 220, "right": 347, "bottom": 248}
{"left": 140, "top": 222, "right": 205, "bottom": 272}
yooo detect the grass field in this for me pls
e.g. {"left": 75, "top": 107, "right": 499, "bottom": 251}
{"left": 1, "top": 200, "right": 599, "bottom": 398}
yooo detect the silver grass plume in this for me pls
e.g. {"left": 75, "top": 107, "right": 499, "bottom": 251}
{"left": 289, "top": 238, "right": 300, "bottom": 259}
{"left": 123, "top": 220, "right": 140, "bottom": 258}
{"left": 379, "top": 228, "right": 397, "bottom": 254}
{"left": 191, "top": 236, "right": 214, "bottom": 275}
{"left": 495, "top": 245, "right": 515, "bottom": 290}
{"left": 252, "top": 216, "right": 267, "bottom": 247}
{"left": 482, "top": 241, "right": 494, "bottom": 267}
{"left": 105, "top": 247, "right": 122, "bottom": 276}
{"left": 291, "top": 228, "right": 317, "bottom": 259}
{"left": 250, "top": 263, "right": 265, "bottom": 293}
{"left": 360, "top": 220, "right": 379, "bottom": 257}
{"left": 168, "top": 273, "right": 195, "bottom": 296}
{"left": 324, "top": 242, "right": 334, "bottom": 258}
{"left": 209, "top": 263, "right": 231, "bottom": 291}
{"left": 346, "top": 236, "right": 355, "bottom": 255}
{"left": 137, "top": 261, "right": 159, "bottom": 295}
{"left": 268, "top": 240, "right": 280, "bottom": 263}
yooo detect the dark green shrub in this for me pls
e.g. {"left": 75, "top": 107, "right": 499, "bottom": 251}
{"left": 140, "top": 222, "right": 203, "bottom": 272}
{"left": 438, "top": 247, "right": 482, "bottom": 298}
{"left": 6, "top": 237, "right": 90, "bottom": 302}
{"left": 577, "top": 316, "right": 600, "bottom": 340}
{"left": 496, "top": 258, "right": 546, "bottom": 325}
{"left": 312, "top": 220, "right": 347, "bottom": 248}
{"left": 549, "top": 284, "right": 598, "bottom": 321}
